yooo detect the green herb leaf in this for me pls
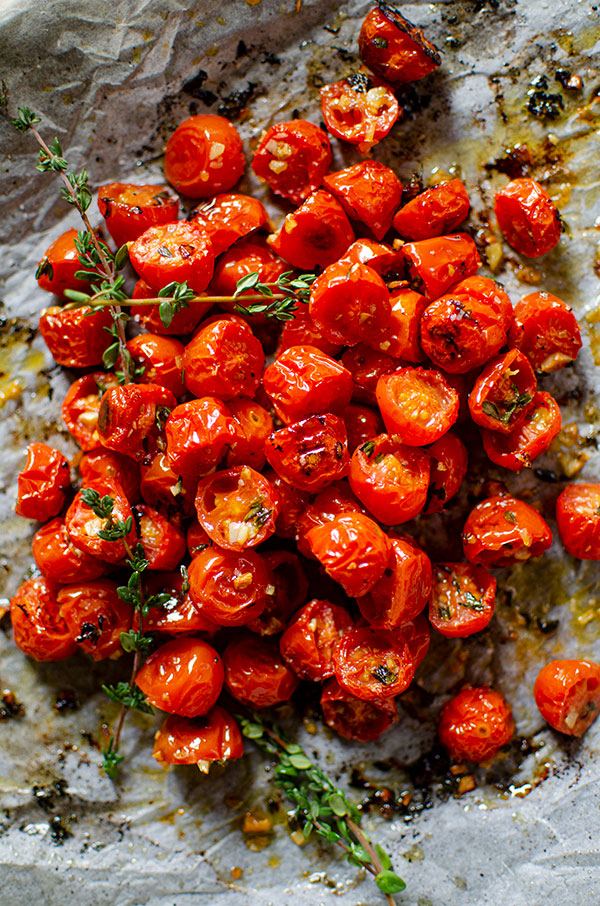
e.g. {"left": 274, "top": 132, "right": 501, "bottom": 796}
{"left": 376, "top": 870, "right": 406, "bottom": 894}
{"left": 102, "top": 681, "right": 152, "bottom": 714}
{"left": 375, "top": 843, "right": 392, "bottom": 871}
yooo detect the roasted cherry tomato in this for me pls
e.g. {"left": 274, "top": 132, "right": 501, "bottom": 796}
{"left": 320, "top": 677, "right": 398, "bottom": 742}
{"left": 429, "top": 562, "right": 496, "bottom": 638}
{"left": 188, "top": 545, "right": 271, "bottom": 626}
{"left": 32, "top": 518, "right": 106, "bottom": 584}
{"left": 140, "top": 451, "right": 197, "bottom": 518}
{"left": 482, "top": 391, "right": 562, "bottom": 472}
{"left": 277, "top": 304, "right": 342, "bottom": 359}
{"left": 349, "top": 433, "right": 430, "bottom": 524}
{"left": 15, "top": 442, "right": 70, "bottom": 522}
{"left": 339, "top": 238, "right": 405, "bottom": 277}
{"left": 39, "top": 305, "right": 112, "bottom": 368}
{"left": 184, "top": 318, "right": 264, "bottom": 400}
{"left": 393, "top": 178, "right": 470, "bottom": 240}
{"left": 136, "top": 637, "right": 224, "bottom": 718}
{"left": 125, "top": 333, "right": 185, "bottom": 398}
{"left": 247, "top": 550, "right": 309, "bottom": 636}
{"left": 210, "top": 237, "right": 288, "bottom": 322}
{"left": 309, "top": 261, "right": 391, "bottom": 348}
{"left": 223, "top": 635, "right": 300, "bottom": 708}
{"left": 556, "top": 483, "right": 600, "bottom": 560}
{"left": 79, "top": 449, "right": 140, "bottom": 502}
{"left": 402, "top": 233, "right": 481, "bottom": 300}
{"left": 263, "top": 468, "right": 310, "bottom": 541}
{"left": 131, "top": 277, "right": 211, "bottom": 336}
{"left": 357, "top": 535, "right": 432, "bottom": 629}
{"left": 65, "top": 477, "right": 137, "bottom": 564}
{"left": 449, "top": 274, "right": 514, "bottom": 334}
{"left": 58, "top": 579, "right": 132, "bottom": 660}
{"left": 320, "top": 72, "right": 400, "bottom": 153}
{"left": 534, "top": 660, "right": 600, "bottom": 737}
{"left": 376, "top": 287, "right": 427, "bottom": 361}
{"left": 188, "top": 193, "right": 267, "bottom": 256}
{"left": 61, "top": 372, "right": 119, "bottom": 451}
{"left": 420, "top": 290, "right": 507, "bottom": 374}
{"left": 165, "top": 397, "right": 234, "bottom": 481}
{"left": 307, "top": 512, "right": 391, "bottom": 598}
{"left": 225, "top": 398, "right": 273, "bottom": 471}
{"left": 263, "top": 345, "right": 353, "bottom": 425}
{"left": 195, "top": 465, "right": 280, "bottom": 551}
{"left": 358, "top": 4, "right": 441, "bottom": 85}
{"left": 265, "top": 414, "right": 350, "bottom": 493}
{"left": 424, "top": 432, "right": 468, "bottom": 513}
{"left": 376, "top": 366, "right": 459, "bottom": 446}
{"left": 268, "top": 189, "right": 354, "bottom": 270}
{"left": 251, "top": 119, "right": 332, "bottom": 204}
{"left": 36, "top": 227, "right": 90, "bottom": 297}
{"left": 164, "top": 114, "right": 245, "bottom": 198}
{"left": 280, "top": 599, "right": 354, "bottom": 682}
{"left": 141, "top": 569, "right": 218, "bottom": 635}
{"left": 468, "top": 349, "right": 536, "bottom": 435}
{"left": 341, "top": 344, "right": 395, "bottom": 405}
{"left": 97, "top": 383, "right": 176, "bottom": 460}
{"left": 297, "top": 481, "right": 365, "bottom": 558}
{"left": 343, "top": 403, "right": 384, "bottom": 454}
{"left": 462, "top": 495, "right": 552, "bottom": 567}
{"left": 10, "top": 576, "right": 77, "bottom": 662}
{"left": 133, "top": 503, "right": 186, "bottom": 570}
{"left": 439, "top": 687, "right": 514, "bottom": 762}
{"left": 153, "top": 708, "right": 244, "bottom": 771}
{"left": 323, "top": 161, "right": 403, "bottom": 240}
{"left": 494, "top": 178, "right": 561, "bottom": 258}
{"left": 129, "top": 221, "right": 214, "bottom": 293}
{"left": 508, "top": 291, "right": 582, "bottom": 372}
{"left": 97, "top": 183, "right": 179, "bottom": 247}
{"left": 333, "top": 622, "right": 426, "bottom": 701}
{"left": 186, "top": 521, "right": 213, "bottom": 558}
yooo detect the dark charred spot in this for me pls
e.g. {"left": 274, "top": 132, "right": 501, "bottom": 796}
{"left": 0, "top": 690, "right": 24, "bottom": 720}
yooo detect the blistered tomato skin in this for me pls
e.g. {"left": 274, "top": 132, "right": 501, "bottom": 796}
{"left": 320, "top": 74, "right": 400, "bottom": 153}
{"left": 97, "top": 183, "right": 179, "bottom": 247}
{"left": 268, "top": 189, "right": 355, "bottom": 271}
{"left": 307, "top": 513, "right": 391, "bottom": 598}
{"left": 494, "top": 178, "right": 561, "bottom": 258}
{"left": 39, "top": 306, "right": 112, "bottom": 369}
{"left": 131, "top": 277, "right": 211, "bottom": 336}
{"left": 187, "top": 545, "right": 270, "bottom": 627}
{"left": 140, "top": 452, "right": 197, "bottom": 519}
{"left": 10, "top": 576, "right": 77, "bottom": 662}
{"left": 247, "top": 550, "right": 309, "bottom": 636}
{"left": 429, "top": 562, "right": 496, "bottom": 638}
{"left": 424, "top": 432, "right": 468, "bottom": 514}
{"left": 125, "top": 334, "right": 185, "bottom": 398}
{"left": 133, "top": 503, "right": 187, "bottom": 570}
{"left": 349, "top": 433, "right": 430, "bottom": 525}
{"left": 223, "top": 635, "right": 300, "bottom": 709}
{"left": 15, "top": 442, "right": 70, "bottom": 522}
{"left": 556, "top": 484, "right": 600, "bottom": 560}
{"left": 251, "top": 119, "right": 332, "bottom": 204}
{"left": 164, "top": 114, "right": 245, "bottom": 198}
{"left": 79, "top": 449, "right": 141, "bottom": 502}
{"left": 333, "top": 624, "right": 425, "bottom": 701}
{"left": 357, "top": 536, "right": 432, "bottom": 629}
{"left": 402, "top": 233, "right": 481, "bottom": 300}
{"left": 210, "top": 237, "right": 289, "bottom": 323}
{"left": 462, "top": 495, "right": 552, "bottom": 568}
{"left": 358, "top": 5, "right": 441, "bottom": 85}
{"left": 309, "top": 261, "right": 391, "bottom": 348}
{"left": 141, "top": 570, "right": 218, "bottom": 635}
{"left": 32, "top": 518, "right": 106, "bottom": 584}
{"left": 188, "top": 193, "right": 268, "bottom": 256}
{"left": 482, "top": 391, "right": 562, "bottom": 472}
{"left": 136, "top": 637, "right": 224, "bottom": 718}
{"left": 277, "top": 304, "right": 342, "bottom": 359}
{"left": 195, "top": 465, "right": 280, "bottom": 551}
{"left": 184, "top": 319, "right": 264, "bottom": 401}
{"left": 263, "top": 345, "right": 353, "bottom": 425}
{"left": 509, "top": 291, "right": 582, "bottom": 372}
{"left": 534, "top": 660, "right": 600, "bottom": 737}
{"left": 58, "top": 580, "right": 133, "bottom": 660}
{"left": 65, "top": 478, "right": 138, "bottom": 565}
{"left": 450, "top": 275, "right": 514, "bottom": 334}
{"left": 263, "top": 469, "right": 310, "bottom": 541}
{"left": 323, "top": 160, "right": 403, "bottom": 240}
{"left": 438, "top": 687, "right": 514, "bottom": 763}
{"left": 420, "top": 291, "right": 507, "bottom": 375}
{"left": 341, "top": 344, "right": 395, "bottom": 405}
{"left": 225, "top": 398, "right": 273, "bottom": 471}
{"left": 36, "top": 227, "right": 90, "bottom": 297}
{"left": 378, "top": 287, "right": 427, "bottom": 361}
{"left": 297, "top": 482, "right": 365, "bottom": 558}
{"left": 61, "top": 373, "right": 119, "bottom": 452}
{"left": 280, "top": 599, "right": 354, "bottom": 682}
{"left": 153, "top": 708, "right": 244, "bottom": 770}
{"left": 376, "top": 367, "right": 459, "bottom": 446}
{"left": 320, "top": 677, "right": 398, "bottom": 742}
{"left": 468, "top": 349, "right": 537, "bottom": 435}
{"left": 128, "top": 221, "right": 215, "bottom": 294}
{"left": 265, "top": 414, "right": 350, "bottom": 494}
{"left": 339, "top": 238, "right": 405, "bottom": 277}
{"left": 97, "top": 383, "right": 177, "bottom": 460}
{"left": 165, "top": 398, "right": 234, "bottom": 481}
{"left": 393, "top": 179, "right": 471, "bottom": 240}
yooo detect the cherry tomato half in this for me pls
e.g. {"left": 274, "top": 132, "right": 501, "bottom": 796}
{"left": 97, "top": 183, "right": 179, "bottom": 247}
{"left": 136, "top": 637, "right": 224, "bottom": 718}
{"left": 280, "top": 599, "right": 354, "bottom": 682}
{"left": 15, "top": 442, "right": 70, "bottom": 522}
{"left": 307, "top": 512, "right": 391, "bottom": 598}
{"left": 153, "top": 708, "right": 243, "bottom": 771}
{"left": 223, "top": 635, "right": 299, "bottom": 708}
{"left": 349, "top": 433, "right": 430, "bottom": 525}
{"left": 268, "top": 189, "right": 354, "bottom": 271}
{"left": 462, "top": 495, "right": 552, "bottom": 568}
{"left": 376, "top": 366, "right": 459, "bottom": 446}
{"left": 468, "top": 349, "right": 536, "bottom": 435}
{"left": 508, "top": 291, "right": 582, "bottom": 372}
{"left": 97, "top": 383, "right": 176, "bottom": 460}
{"left": 195, "top": 465, "right": 280, "bottom": 551}
{"left": 323, "top": 160, "right": 403, "bottom": 241}
{"left": 164, "top": 114, "right": 245, "bottom": 199}
{"left": 320, "top": 677, "right": 398, "bottom": 741}
{"left": 494, "top": 178, "right": 561, "bottom": 258}
{"left": 333, "top": 623, "right": 425, "bottom": 701}
{"left": 393, "top": 178, "right": 470, "bottom": 240}
{"left": 534, "top": 660, "right": 600, "bottom": 736}
{"left": 263, "top": 345, "right": 353, "bottom": 425}
{"left": 184, "top": 318, "right": 264, "bottom": 401}
{"left": 128, "top": 221, "right": 214, "bottom": 293}
{"left": 320, "top": 72, "right": 400, "bottom": 153}
{"left": 251, "top": 119, "right": 332, "bottom": 205}
{"left": 357, "top": 535, "right": 432, "bottom": 629}
{"left": 482, "top": 391, "right": 562, "bottom": 472}
{"left": 189, "top": 193, "right": 267, "bottom": 256}
{"left": 438, "top": 686, "right": 514, "bottom": 762}
{"left": 10, "top": 576, "right": 77, "bottom": 662}
{"left": 309, "top": 261, "right": 391, "bottom": 348}
{"left": 556, "top": 483, "right": 600, "bottom": 560}
{"left": 187, "top": 545, "right": 271, "bottom": 626}
{"left": 58, "top": 580, "right": 132, "bottom": 660}
{"left": 429, "top": 562, "right": 496, "bottom": 638}
{"left": 265, "top": 414, "right": 350, "bottom": 494}
{"left": 358, "top": 5, "right": 441, "bottom": 85}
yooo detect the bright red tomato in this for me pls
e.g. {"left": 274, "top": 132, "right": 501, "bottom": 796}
{"left": 263, "top": 468, "right": 310, "bottom": 541}
{"left": 469, "top": 349, "right": 536, "bottom": 435}
{"left": 357, "top": 535, "right": 432, "bottom": 629}
{"left": 296, "top": 481, "right": 365, "bottom": 558}
{"left": 97, "top": 383, "right": 176, "bottom": 460}
{"left": 133, "top": 503, "right": 186, "bottom": 570}
{"left": 15, "top": 442, "right": 70, "bottom": 522}
{"left": 402, "top": 233, "right": 481, "bottom": 300}
{"left": 376, "top": 287, "right": 427, "bottom": 361}
{"left": 438, "top": 687, "right": 514, "bottom": 762}
{"left": 323, "top": 160, "right": 403, "bottom": 239}
{"left": 333, "top": 622, "right": 426, "bottom": 701}
{"left": 482, "top": 391, "right": 562, "bottom": 472}
{"left": 343, "top": 403, "right": 384, "bottom": 454}
{"left": 339, "top": 238, "right": 405, "bottom": 277}
{"left": 131, "top": 277, "right": 211, "bottom": 336}
{"left": 141, "top": 569, "right": 218, "bottom": 635}
{"left": 58, "top": 580, "right": 132, "bottom": 660}
{"left": 39, "top": 305, "right": 112, "bottom": 369}
{"left": 251, "top": 119, "right": 332, "bottom": 204}
{"left": 128, "top": 221, "right": 214, "bottom": 293}
{"left": 188, "top": 193, "right": 267, "bottom": 255}
{"left": 358, "top": 5, "right": 441, "bottom": 85}
{"left": 97, "top": 183, "right": 179, "bottom": 247}
{"left": 36, "top": 227, "right": 90, "bottom": 297}
{"left": 320, "top": 73, "right": 400, "bottom": 153}
{"left": 393, "top": 179, "right": 470, "bottom": 240}
{"left": 280, "top": 599, "right": 354, "bottom": 682}
{"left": 508, "top": 291, "right": 582, "bottom": 372}
{"left": 187, "top": 545, "right": 271, "bottom": 626}
{"left": 265, "top": 414, "right": 350, "bottom": 493}
{"left": 268, "top": 189, "right": 354, "bottom": 270}
{"left": 32, "top": 518, "right": 106, "bottom": 584}
{"left": 225, "top": 398, "right": 273, "bottom": 471}
{"left": 462, "top": 495, "right": 552, "bottom": 567}
{"left": 195, "top": 465, "right": 280, "bottom": 551}
{"left": 424, "top": 432, "right": 468, "bottom": 514}
{"left": 534, "top": 660, "right": 600, "bottom": 736}
{"left": 65, "top": 477, "right": 137, "bottom": 565}
{"left": 153, "top": 708, "right": 244, "bottom": 770}
{"left": 223, "top": 635, "right": 299, "bottom": 708}
{"left": 164, "top": 114, "right": 245, "bottom": 198}
{"left": 309, "top": 261, "right": 391, "bottom": 348}
{"left": 449, "top": 275, "right": 514, "bottom": 334}
{"left": 61, "top": 372, "right": 119, "bottom": 451}
{"left": 165, "top": 397, "right": 235, "bottom": 481}
{"left": 247, "top": 550, "right": 309, "bottom": 636}
{"left": 183, "top": 318, "right": 264, "bottom": 400}
{"left": 307, "top": 512, "right": 391, "bottom": 598}
{"left": 429, "top": 562, "right": 496, "bottom": 638}
{"left": 263, "top": 345, "right": 353, "bottom": 425}
{"left": 79, "top": 449, "right": 140, "bottom": 502}
{"left": 125, "top": 333, "right": 185, "bottom": 398}
{"left": 341, "top": 344, "right": 396, "bottom": 405}
{"left": 320, "top": 677, "right": 398, "bottom": 741}
{"left": 136, "top": 637, "right": 224, "bottom": 717}
{"left": 209, "top": 237, "right": 288, "bottom": 321}
{"left": 376, "top": 366, "right": 459, "bottom": 446}
{"left": 10, "top": 576, "right": 77, "bottom": 661}
{"left": 349, "top": 433, "right": 430, "bottom": 524}
{"left": 556, "top": 484, "right": 600, "bottom": 560}
{"left": 494, "top": 178, "right": 561, "bottom": 258}
{"left": 277, "top": 304, "right": 342, "bottom": 359}
{"left": 420, "top": 291, "right": 507, "bottom": 374}
{"left": 140, "top": 451, "right": 197, "bottom": 518}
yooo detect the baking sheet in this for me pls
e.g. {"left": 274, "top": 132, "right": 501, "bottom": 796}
{"left": 1, "top": 1, "right": 600, "bottom": 903}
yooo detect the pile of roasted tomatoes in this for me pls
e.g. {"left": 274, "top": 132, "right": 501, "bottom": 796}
{"left": 12, "top": 2, "right": 600, "bottom": 773}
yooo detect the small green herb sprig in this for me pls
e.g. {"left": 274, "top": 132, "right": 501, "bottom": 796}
{"left": 481, "top": 384, "right": 533, "bottom": 426}
{"left": 239, "top": 711, "right": 406, "bottom": 904}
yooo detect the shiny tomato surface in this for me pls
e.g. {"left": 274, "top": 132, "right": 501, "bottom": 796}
{"left": 341, "top": 344, "right": 396, "bottom": 405}
{"left": 125, "top": 333, "right": 185, "bottom": 398}
{"left": 165, "top": 397, "right": 234, "bottom": 480}
{"left": 320, "top": 677, "right": 398, "bottom": 741}
{"left": 164, "top": 114, "right": 245, "bottom": 198}
{"left": 141, "top": 569, "right": 218, "bottom": 635}
{"left": 97, "top": 183, "right": 179, "bottom": 247}
{"left": 61, "top": 372, "right": 119, "bottom": 452}
{"left": 32, "top": 518, "right": 106, "bottom": 584}
{"left": 323, "top": 160, "right": 403, "bottom": 240}
{"left": 429, "top": 562, "right": 496, "bottom": 638}
{"left": 15, "top": 442, "right": 70, "bottom": 522}
{"left": 187, "top": 545, "right": 270, "bottom": 626}
{"left": 378, "top": 287, "right": 427, "bottom": 361}
{"left": 277, "top": 304, "right": 342, "bottom": 359}
{"left": 223, "top": 635, "right": 299, "bottom": 708}
{"left": 509, "top": 291, "right": 582, "bottom": 372}
{"left": 131, "top": 277, "right": 211, "bottom": 336}
{"left": 438, "top": 687, "right": 514, "bottom": 762}
{"left": 556, "top": 483, "right": 600, "bottom": 560}
{"left": 482, "top": 391, "right": 562, "bottom": 472}
{"left": 65, "top": 477, "right": 137, "bottom": 564}
{"left": 534, "top": 660, "right": 600, "bottom": 737}
{"left": 449, "top": 274, "right": 514, "bottom": 333}
{"left": 280, "top": 599, "right": 354, "bottom": 682}
{"left": 139, "top": 451, "right": 197, "bottom": 518}
{"left": 357, "top": 536, "right": 432, "bottom": 629}
{"left": 137, "top": 637, "right": 224, "bottom": 717}
{"left": 296, "top": 482, "right": 365, "bottom": 558}
{"left": 251, "top": 119, "right": 332, "bottom": 204}
{"left": 306, "top": 512, "right": 391, "bottom": 598}
{"left": 225, "top": 398, "right": 273, "bottom": 471}
{"left": 36, "top": 227, "right": 90, "bottom": 297}
{"left": 424, "top": 432, "right": 468, "bottom": 513}
{"left": 358, "top": 5, "right": 441, "bottom": 85}
{"left": 58, "top": 579, "right": 132, "bottom": 660}
{"left": 263, "top": 469, "right": 310, "bottom": 541}
{"left": 247, "top": 550, "right": 309, "bottom": 636}
{"left": 39, "top": 305, "right": 112, "bottom": 369}
{"left": 349, "top": 433, "right": 430, "bottom": 524}
{"left": 268, "top": 189, "right": 354, "bottom": 270}
{"left": 320, "top": 74, "right": 400, "bottom": 153}
{"left": 79, "top": 449, "right": 140, "bottom": 502}
{"left": 494, "top": 178, "right": 561, "bottom": 258}
{"left": 309, "top": 261, "right": 391, "bottom": 348}
{"left": 134, "top": 503, "right": 187, "bottom": 570}
{"left": 420, "top": 290, "right": 507, "bottom": 374}
{"left": 468, "top": 349, "right": 536, "bottom": 435}
{"left": 339, "top": 238, "right": 405, "bottom": 276}
{"left": 402, "top": 233, "right": 480, "bottom": 300}
{"left": 153, "top": 708, "right": 243, "bottom": 770}
{"left": 376, "top": 366, "right": 459, "bottom": 445}
{"left": 265, "top": 414, "right": 350, "bottom": 493}
{"left": 10, "top": 576, "right": 77, "bottom": 662}
{"left": 189, "top": 193, "right": 267, "bottom": 256}
{"left": 333, "top": 623, "right": 426, "bottom": 701}
{"left": 97, "top": 383, "right": 176, "bottom": 460}
{"left": 195, "top": 465, "right": 280, "bottom": 551}
{"left": 263, "top": 345, "right": 353, "bottom": 425}
{"left": 393, "top": 178, "right": 470, "bottom": 240}
{"left": 343, "top": 403, "right": 384, "bottom": 454}
{"left": 184, "top": 318, "right": 264, "bottom": 400}
{"left": 129, "top": 221, "right": 214, "bottom": 293}
{"left": 462, "top": 495, "right": 552, "bottom": 567}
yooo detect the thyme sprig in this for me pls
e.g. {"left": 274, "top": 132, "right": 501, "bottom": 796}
{"left": 239, "top": 711, "right": 405, "bottom": 903}
{"left": 12, "top": 106, "right": 133, "bottom": 381}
